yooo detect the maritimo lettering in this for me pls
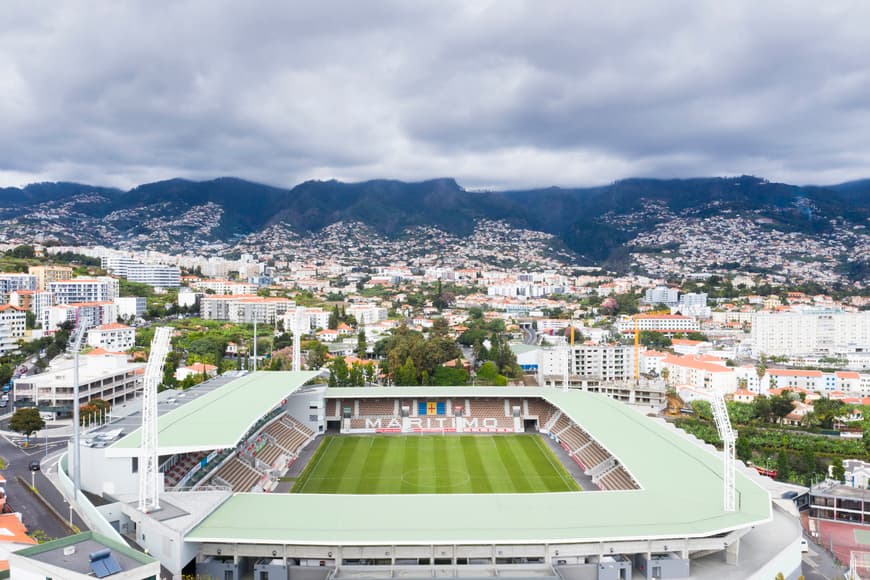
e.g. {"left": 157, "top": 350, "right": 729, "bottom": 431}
{"left": 365, "top": 417, "right": 501, "bottom": 430}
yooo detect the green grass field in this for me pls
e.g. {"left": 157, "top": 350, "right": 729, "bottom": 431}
{"left": 290, "top": 435, "right": 580, "bottom": 494}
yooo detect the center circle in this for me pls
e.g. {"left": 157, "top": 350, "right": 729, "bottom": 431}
{"left": 401, "top": 467, "right": 472, "bottom": 489}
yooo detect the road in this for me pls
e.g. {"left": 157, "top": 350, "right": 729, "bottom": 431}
{"left": 0, "top": 428, "right": 88, "bottom": 541}
{"left": 802, "top": 533, "right": 849, "bottom": 580}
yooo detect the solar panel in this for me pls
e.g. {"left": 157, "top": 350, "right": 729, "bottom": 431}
{"left": 89, "top": 549, "right": 122, "bottom": 578}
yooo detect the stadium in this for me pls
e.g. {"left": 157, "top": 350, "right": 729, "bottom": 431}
{"left": 63, "top": 371, "right": 803, "bottom": 580}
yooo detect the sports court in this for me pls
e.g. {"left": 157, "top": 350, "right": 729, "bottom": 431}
{"left": 290, "top": 434, "right": 581, "bottom": 494}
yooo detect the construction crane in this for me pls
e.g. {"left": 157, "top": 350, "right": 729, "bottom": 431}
{"left": 138, "top": 326, "right": 172, "bottom": 513}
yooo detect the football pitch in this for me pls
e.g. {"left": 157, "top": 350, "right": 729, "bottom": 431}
{"left": 290, "top": 434, "right": 581, "bottom": 494}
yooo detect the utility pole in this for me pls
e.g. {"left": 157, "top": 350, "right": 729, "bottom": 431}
{"left": 253, "top": 314, "right": 258, "bottom": 372}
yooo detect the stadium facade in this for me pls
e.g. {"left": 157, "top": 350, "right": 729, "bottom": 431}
{"left": 60, "top": 372, "right": 804, "bottom": 580}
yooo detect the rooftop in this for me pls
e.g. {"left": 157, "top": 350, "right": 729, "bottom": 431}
{"left": 11, "top": 531, "right": 157, "bottom": 577}
{"left": 108, "top": 370, "right": 317, "bottom": 455}
{"left": 188, "top": 387, "right": 771, "bottom": 546}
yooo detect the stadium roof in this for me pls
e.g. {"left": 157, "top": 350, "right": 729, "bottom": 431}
{"left": 108, "top": 371, "right": 318, "bottom": 456}
{"left": 187, "top": 387, "right": 771, "bottom": 545}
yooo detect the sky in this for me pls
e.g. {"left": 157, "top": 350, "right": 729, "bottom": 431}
{"left": 2, "top": 1, "right": 870, "bottom": 191}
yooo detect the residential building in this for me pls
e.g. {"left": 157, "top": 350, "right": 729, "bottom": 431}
{"left": 28, "top": 264, "right": 73, "bottom": 290}
{"left": 113, "top": 296, "right": 146, "bottom": 319}
{"left": 44, "top": 301, "right": 118, "bottom": 332}
{"left": 191, "top": 279, "right": 257, "bottom": 295}
{"left": 201, "top": 295, "right": 292, "bottom": 323}
{"left": 175, "top": 362, "right": 218, "bottom": 382}
{"left": 346, "top": 304, "right": 388, "bottom": 325}
{"left": 101, "top": 255, "right": 181, "bottom": 288}
{"left": 616, "top": 314, "right": 700, "bottom": 336}
{"left": 87, "top": 323, "right": 135, "bottom": 352}
{"left": 8, "top": 290, "right": 52, "bottom": 325}
{"left": 0, "top": 305, "right": 26, "bottom": 356}
{"left": 0, "top": 273, "right": 37, "bottom": 295}
{"left": 675, "top": 292, "right": 710, "bottom": 317}
{"left": 12, "top": 350, "right": 144, "bottom": 412}
{"left": 538, "top": 344, "right": 635, "bottom": 382}
{"left": 672, "top": 339, "right": 711, "bottom": 356}
{"left": 49, "top": 277, "right": 119, "bottom": 305}
{"left": 282, "top": 307, "right": 331, "bottom": 332}
{"left": 642, "top": 286, "right": 679, "bottom": 306}
{"left": 660, "top": 354, "right": 737, "bottom": 393}
{"left": 751, "top": 310, "right": 870, "bottom": 357}
{"left": 763, "top": 369, "right": 823, "bottom": 394}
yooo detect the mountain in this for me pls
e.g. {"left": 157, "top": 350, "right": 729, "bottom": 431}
{"left": 0, "top": 174, "right": 867, "bottom": 280}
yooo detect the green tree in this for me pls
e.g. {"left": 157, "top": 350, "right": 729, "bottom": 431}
{"left": 638, "top": 331, "right": 672, "bottom": 349}
{"left": 735, "top": 436, "right": 753, "bottom": 462}
{"left": 329, "top": 357, "right": 350, "bottom": 386}
{"left": 304, "top": 341, "right": 328, "bottom": 370}
{"left": 432, "top": 365, "right": 469, "bottom": 386}
{"left": 357, "top": 329, "right": 367, "bottom": 359}
{"left": 832, "top": 458, "right": 845, "bottom": 482}
{"left": 10, "top": 408, "right": 45, "bottom": 444}
{"left": 394, "top": 357, "right": 419, "bottom": 386}
{"left": 690, "top": 400, "right": 713, "bottom": 421}
{"left": 7, "top": 244, "right": 35, "bottom": 259}
{"left": 769, "top": 393, "right": 795, "bottom": 423}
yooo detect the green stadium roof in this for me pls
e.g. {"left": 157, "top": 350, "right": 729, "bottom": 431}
{"left": 108, "top": 371, "right": 318, "bottom": 456}
{"left": 187, "top": 387, "right": 771, "bottom": 545}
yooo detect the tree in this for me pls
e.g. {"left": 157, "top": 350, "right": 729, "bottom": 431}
{"left": 329, "top": 358, "right": 350, "bottom": 387}
{"left": 769, "top": 393, "right": 795, "bottom": 423}
{"left": 690, "top": 400, "right": 713, "bottom": 421}
{"left": 432, "top": 365, "right": 469, "bottom": 386}
{"left": 638, "top": 331, "right": 672, "bottom": 349}
{"left": 832, "top": 458, "right": 846, "bottom": 482}
{"left": 7, "top": 244, "right": 35, "bottom": 259}
{"left": 394, "top": 357, "right": 419, "bottom": 386}
{"left": 10, "top": 408, "right": 45, "bottom": 445}
{"left": 357, "top": 329, "right": 367, "bottom": 359}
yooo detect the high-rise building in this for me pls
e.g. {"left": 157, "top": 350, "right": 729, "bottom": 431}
{"left": 643, "top": 286, "right": 679, "bottom": 306}
{"left": 48, "top": 277, "right": 119, "bottom": 305}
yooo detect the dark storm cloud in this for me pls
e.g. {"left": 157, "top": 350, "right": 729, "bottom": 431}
{"left": 1, "top": 1, "right": 869, "bottom": 189}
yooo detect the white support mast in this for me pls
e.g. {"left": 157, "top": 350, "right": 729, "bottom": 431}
{"left": 293, "top": 306, "right": 305, "bottom": 372}
{"left": 138, "top": 326, "right": 171, "bottom": 513}
{"left": 710, "top": 391, "right": 737, "bottom": 512}
{"left": 561, "top": 342, "right": 570, "bottom": 392}
{"left": 70, "top": 322, "right": 87, "bottom": 497}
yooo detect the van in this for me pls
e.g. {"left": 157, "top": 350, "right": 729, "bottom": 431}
{"left": 39, "top": 412, "right": 54, "bottom": 422}
{"left": 800, "top": 538, "right": 809, "bottom": 553}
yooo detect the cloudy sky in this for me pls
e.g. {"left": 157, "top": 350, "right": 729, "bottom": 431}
{"left": 2, "top": 1, "right": 870, "bottom": 190}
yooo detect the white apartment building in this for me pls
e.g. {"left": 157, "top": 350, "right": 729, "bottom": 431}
{"left": 87, "top": 323, "right": 135, "bottom": 352}
{"left": 101, "top": 255, "right": 180, "bottom": 288}
{"left": 346, "top": 304, "right": 388, "bottom": 325}
{"left": 639, "top": 350, "right": 668, "bottom": 375}
{"left": 675, "top": 292, "right": 710, "bottom": 318}
{"left": 643, "top": 286, "right": 679, "bottom": 306}
{"left": 616, "top": 314, "right": 700, "bottom": 335}
{"left": 661, "top": 354, "right": 737, "bottom": 394}
{"left": 763, "top": 369, "right": 823, "bottom": 394}
{"left": 0, "top": 273, "right": 37, "bottom": 294}
{"left": 192, "top": 279, "right": 257, "bottom": 295}
{"left": 281, "top": 307, "right": 332, "bottom": 333}
{"left": 114, "top": 296, "right": 146, "bottom": 318}
{"left": 44, "top": 302, "right": 118, "bottom": 332}
{"left": 0, "top": 305, "right": 26, "bottom": 355}
{"left": 538, "top": 344, "right": 635, "bottom": 382}
{"left": 49, "top": 277, "right": 120, "bottom": 305}
{"left": 12, "top": 351, "right": 145, "bottom": 412}
{"left": 201, "top": 295, "right": 292, "bottom": 323}
{"left": 751, "top": 310, "right": 870, "bottom": 357}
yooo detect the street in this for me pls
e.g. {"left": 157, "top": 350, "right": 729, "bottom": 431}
{"left": 0, "top": 427, "right": 88, "bottom": 541}
{"left": 802, "top": 534, "right": 849, "bottom": 580}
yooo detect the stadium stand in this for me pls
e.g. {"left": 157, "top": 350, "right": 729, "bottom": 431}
{"left": 264, "top": 418, "right": 310, "bottom": 455}
{"left": 466, "top": 399, "right": 513, "bottom": 427}
{"left": 597, "top": 466, "right": 638, "bottom": 491}
{"left": 213, "top": 456, "right": 263, "bottom": 492}
{"left": 525, "top": 398, "right": 556, "bottom": 426}
{"left": 358, "top": 398, "right": 395, "bottom": 416}
{"left": 162, "top": 451, "right": 208, "bottom": 488}
{"left": 551, "top": 413, "right": 571, "bottom": 435}
{"left": 576, "top": 441, "right": 610, "bottom": 469}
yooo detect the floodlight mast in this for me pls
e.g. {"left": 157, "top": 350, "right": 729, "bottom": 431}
{"left": 138, "top": 326, "right": 171, "bottom": 513}
{"left": 710, "top": 391, "right": 737, "bottom": 512}
{"left": 71, "top": 321, "right": 87, "bottom": 497}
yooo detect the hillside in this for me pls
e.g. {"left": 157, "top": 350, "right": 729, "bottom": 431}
{"left": 0, "top": 175, "right": 867, "bottom": 282}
